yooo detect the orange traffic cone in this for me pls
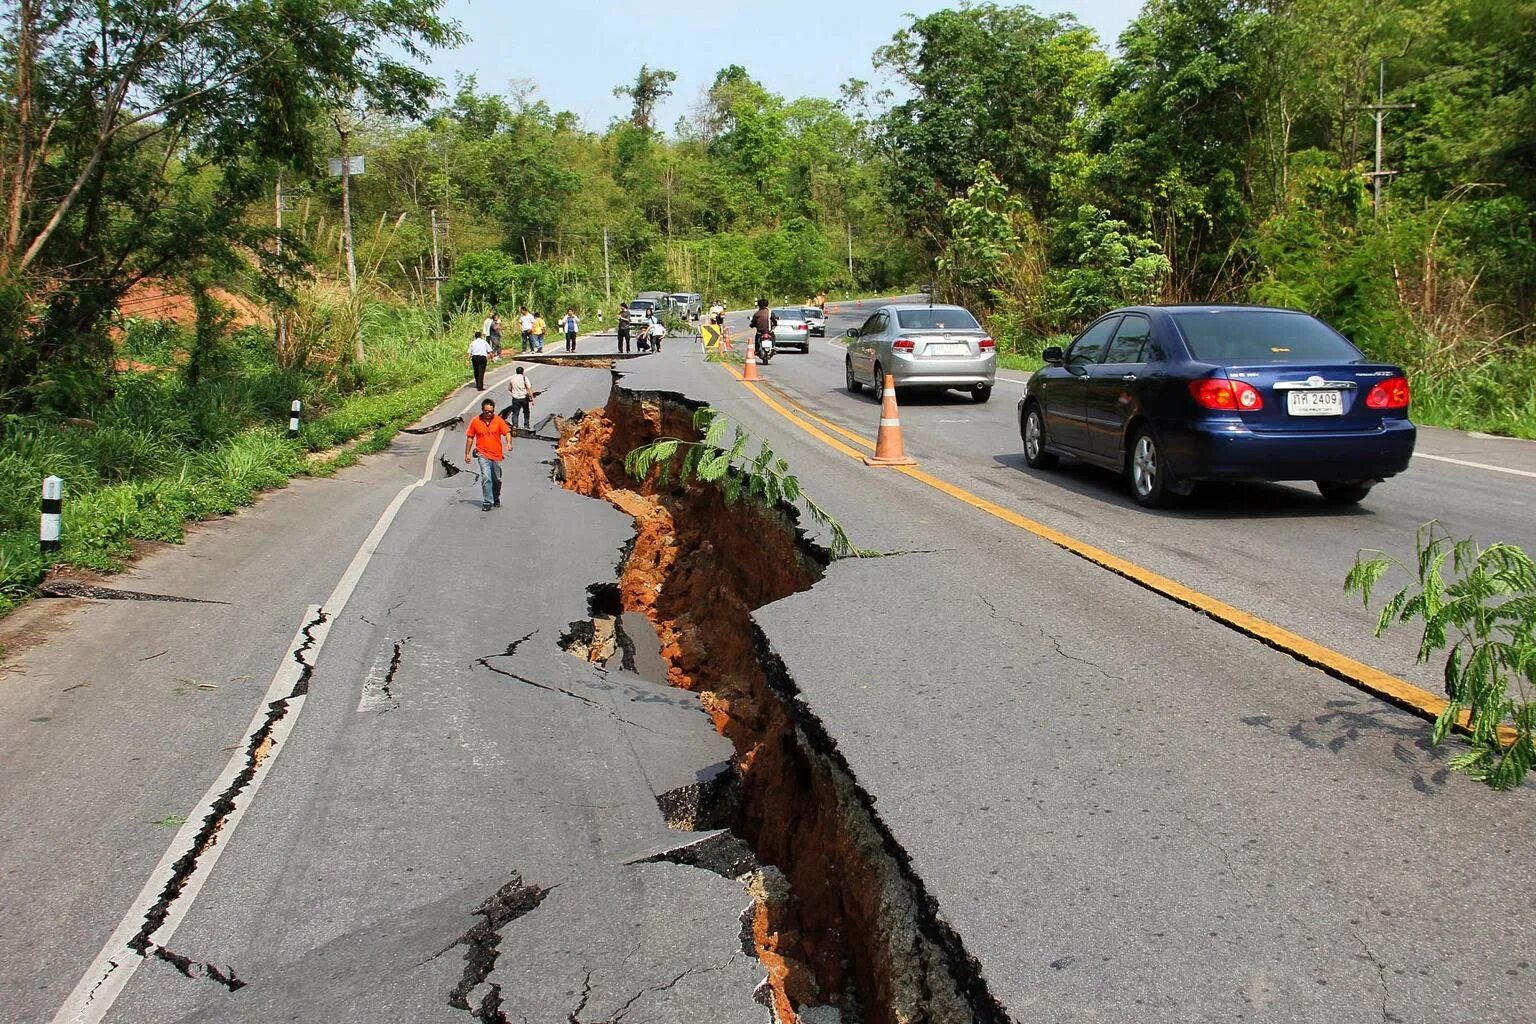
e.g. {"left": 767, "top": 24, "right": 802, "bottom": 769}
{"left": 863, "top": 375, "right": 917, "bottom": 466}
{"left": 742, "top": 335, "right": 761, "bottom": 381}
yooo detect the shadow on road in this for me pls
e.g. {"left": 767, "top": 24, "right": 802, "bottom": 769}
{"left": 990, "top": 452, "right": 1377, "bottom": 521}
{"left": 1237, "top": 698, "right": 1468, "bottom": 796}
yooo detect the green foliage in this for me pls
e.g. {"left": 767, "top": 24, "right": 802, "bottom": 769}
{"left": 624, "top": 407, "right": 859, "bottom": 559}
{"left": 1346, "top": 524, "right": 1536, "bottom": 789}
{"left": 0, "top": 302, "right": 477, "bottom": 617}
{"left": 1048, "top": 206, "right": 1171, "bottom": 323}
{"left": 0, "top": 0, "right": 462, "bottom": 410}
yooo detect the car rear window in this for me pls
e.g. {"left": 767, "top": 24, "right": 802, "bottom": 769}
{"left": 772, "top": 308, "right": 803, "bottom": 319}
{"left": 801, "top": 308, "right": 821, "bottom": 317}
{"left": 1172, "top": 311, "right": 1362, "bottom": 364}
{"left": 895, "top": 308, "right": 980, "bottom": 330}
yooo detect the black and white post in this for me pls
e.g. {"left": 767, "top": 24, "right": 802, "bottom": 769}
{"left": 40, "top": 476, "right": 62, "bottom": 553}
{"left": 288, "top": 399, "right": 302, "bottom": 438}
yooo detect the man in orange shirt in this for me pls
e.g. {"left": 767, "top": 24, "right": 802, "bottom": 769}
{"left": 463, "top": 398, "right": 512, "bottom": 511}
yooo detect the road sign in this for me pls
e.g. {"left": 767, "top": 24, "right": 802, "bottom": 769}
{"left": 701, "top": 324, "right": 722, "bottom": 349}
{"left": 327, "top": 155, "right": 365, "bottom": 177}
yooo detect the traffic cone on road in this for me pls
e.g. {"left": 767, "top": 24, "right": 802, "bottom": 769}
{"left": 742, "top": 335, "right": 761, "bottom": 382}
{"left": 862, "top": 375, "right": 917, "bottom": 467}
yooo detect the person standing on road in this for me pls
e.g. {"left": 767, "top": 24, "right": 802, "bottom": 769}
{"left": 519, "top": 307, "right": 535, "bottom": 352}
{"left": 464, "top": 398, "right": 512, "bottom": 511}
{"left": 483, "top": 309, "right": 501, "bottom": 358}
{"left": 507, "top": 366, "right": 535, "bottom": 431}
{"left": 467, "top": 330, "right": 492, "bottom": 391}
{"left": 532, "top": 311, "right": 547, "bottom": 353}
{"left": 616, "top": 303, "right": 632, "bottom": 353}
{"left": 563, "top": 308, "right": 580, "bottom": 352}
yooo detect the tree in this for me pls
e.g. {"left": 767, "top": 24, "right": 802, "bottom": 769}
{"left": 0, "top": 0, "right": 462, "bottom": 407}
{"left": 874, "top": 4, "right": 1106, "bottom": 242}
{"left": 613, "top": 65, "right": 677, "bottom": 134}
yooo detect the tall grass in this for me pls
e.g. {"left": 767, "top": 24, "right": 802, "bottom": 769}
{"left": 0, "top": 302, "right": 481, "bottom": 615}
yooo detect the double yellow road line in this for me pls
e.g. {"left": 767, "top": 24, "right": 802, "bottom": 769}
{"left": 722, "top": 364, "right": 1493, "bottom": 738}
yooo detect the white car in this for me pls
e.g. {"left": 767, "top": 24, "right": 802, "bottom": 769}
{"left": 770, "top": 307, "right": 812, "bottom": 353}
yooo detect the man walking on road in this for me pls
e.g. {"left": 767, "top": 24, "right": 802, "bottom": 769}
{"left": 507, "top": 366, "right": 534, "bottom": 431}
{"left": 467, "top": 331, "right": 492, "bottom": 391}
{"left": 563, "top": 308, "right": 580, "bottom": 352}
{"left": 464, "top": 398, "right": 512, "bottom": 511}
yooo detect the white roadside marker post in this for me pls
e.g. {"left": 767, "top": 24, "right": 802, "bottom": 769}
{"left": 40, "top": 476, "right": 62, "bottom": 553}
{"left": 288, "top": 399, "right": 301, "bottom": 438}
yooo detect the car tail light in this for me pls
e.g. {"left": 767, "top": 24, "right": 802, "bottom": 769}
{"left": 892, "top": 338, "right": 915, "bottom": 352}
{"left": 1365, "top": 376, "right": 1411, "bottom": 409}
{"left": 979, "top": 337, "right": 996, "bottom": 351}
{"left": 1189, "top": 378, "right": 1264, "bottom": 411}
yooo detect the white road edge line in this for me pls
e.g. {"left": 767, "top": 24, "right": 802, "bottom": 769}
{"left": 1414, "top": 452, "right": 1536, "bottom": 479}
{"left": 50, "top": 369, "right": 521, "bottom": 1024}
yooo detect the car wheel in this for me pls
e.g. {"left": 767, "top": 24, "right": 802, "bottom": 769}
{"left": 1022, "top": 404, "right": 1059, "bottom": 469}
{"left": 1316, "top": 480, "right": 1373, "bottom": 505}
{"left": 873, "top": 362, "right": 885, "bottom": 400}
{"left": 1128, "top": 427, "right": 1176, "bottom": 508}
{"left": 845, "top": 358, "right": 862, "bottom": 394}
{"left": 971, "top": 384, "right": 992, "bottom": 404}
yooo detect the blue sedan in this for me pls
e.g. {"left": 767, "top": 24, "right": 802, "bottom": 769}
{"left": 1018, "top": 305, "right": 1417, "bottom": 508}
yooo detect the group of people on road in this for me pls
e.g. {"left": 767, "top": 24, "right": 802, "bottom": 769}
{"left": 466, "top": 305, "right": 585, "bottom": 389}
{"left": 614, "top": 303, "right": 671, "bottom": 354}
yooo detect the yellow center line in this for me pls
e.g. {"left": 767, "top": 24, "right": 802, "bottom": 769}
{"left": 717, "top": 361, "right": 1505, "bottom": 741}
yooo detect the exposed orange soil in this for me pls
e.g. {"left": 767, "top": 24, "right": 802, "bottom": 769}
{"left": 558, "top": 389, "right": 926, "bottom": 1024}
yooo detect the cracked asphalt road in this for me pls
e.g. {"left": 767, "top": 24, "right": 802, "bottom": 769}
{"left": 0, "top": 360, "right": 762, "bottom": 1024}
{"left": 616, "top": 321, "right": 1536, "bottom": 1022}
{"left": 6, "top": 315, "right": 1536, "bottom": 1023}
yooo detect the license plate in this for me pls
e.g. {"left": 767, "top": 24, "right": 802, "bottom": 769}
{"left": 926, "top": 342, "right": 969, "bottom": 356}
{"left": 1287, "top": 390, "right": 1344, "bottom": 416}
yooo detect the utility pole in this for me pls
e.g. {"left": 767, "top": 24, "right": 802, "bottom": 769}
{"left": 847, "top": 223, "right": 854, "bottom": 279}
{"left": 1364, "top": 60, "right": 1414, "bottom": 218}
{"left": 274, "top": 174, "right": 290, "bottom": 354}
{"left": 602, "top": 227, "right": 612, "bottom": 302}
{"left": 429, "top": 207, "right": 445, "bottom": 306}
{"left": 338, "top": 123, "right": 358, "bottom": 294}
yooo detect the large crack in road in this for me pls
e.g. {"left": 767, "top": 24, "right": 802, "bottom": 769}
{"left": 557, "top": 382, "right": 1013, "bottom": 1024}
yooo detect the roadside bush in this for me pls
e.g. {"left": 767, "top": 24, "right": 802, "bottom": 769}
{"left": 0, "top": 298, "right": 477, "bottom": 619}
{"left": 1347, "top": 524, "right": 1536, "bottom": 790}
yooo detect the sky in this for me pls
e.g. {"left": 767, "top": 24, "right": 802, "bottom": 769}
{"left": 425, "top": 0, "right": 1145, "bottom": 131}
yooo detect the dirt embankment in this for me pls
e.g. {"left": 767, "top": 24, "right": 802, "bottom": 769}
{"left": 558, "top": 382, "right": 1008, "bottom": 1024}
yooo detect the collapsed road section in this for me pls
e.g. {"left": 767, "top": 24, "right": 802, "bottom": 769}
{"left": 558, "top": 380, "right": 1012, "bottom": 1024}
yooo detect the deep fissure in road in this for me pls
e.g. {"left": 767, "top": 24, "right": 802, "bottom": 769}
{"left": 558, "top": 382, "right": 1011, "bottom": 1024}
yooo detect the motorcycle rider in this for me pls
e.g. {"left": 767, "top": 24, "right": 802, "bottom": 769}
{"left": 750, "top": 299, "right": 776, "bottom": 352}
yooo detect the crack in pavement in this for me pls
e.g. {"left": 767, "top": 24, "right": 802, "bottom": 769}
{"left": 38, "top": 581, "right": 226, "bottom": 603}
{"left": 402, "top": 414, "right": 465, "bottom": 435}
{"left": 566, "top": 969, "right": 593, "bottom": 1024}
{"left": 127, "top": 609, "right": 328, "bottom": 962}
{"left": 605, "top": 958, "right": 736, "bottom": 1023}
{"left": 1352, "top": 929, "right": 1396, "bottom": 1024}
{"left": 1038, "top": 626, "right": 1123, "bottom": 683}
{"left": 379, "top": 636, "right": 411, "bottom": 707}
{"left": 150, "top": 944, "right": 245, "bottom": 991}
{"left": 447, "top": 874, "right": 553, "bottom": 1024}
{"left": 475, "top": 632, "right": 653, "bottom": 730}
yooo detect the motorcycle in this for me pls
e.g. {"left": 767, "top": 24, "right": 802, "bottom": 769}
{"left": 755, "top": 332, "right": 775, "bottom": 364}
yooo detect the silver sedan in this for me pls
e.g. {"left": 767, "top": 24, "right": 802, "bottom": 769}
{"left": 843, "top": 304, "right": 997, "bottom": 403}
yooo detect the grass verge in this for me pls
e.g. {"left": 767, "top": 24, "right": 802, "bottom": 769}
{"left": 0, "top": 305, "right": 479, "bottom": 617}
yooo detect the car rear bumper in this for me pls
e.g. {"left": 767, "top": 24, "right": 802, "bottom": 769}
{"left": 891, "top": 353, "right": 996, "bottom": 388}
{"left": 1163, "top": 418, "right": 1417, "bottom": 481}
